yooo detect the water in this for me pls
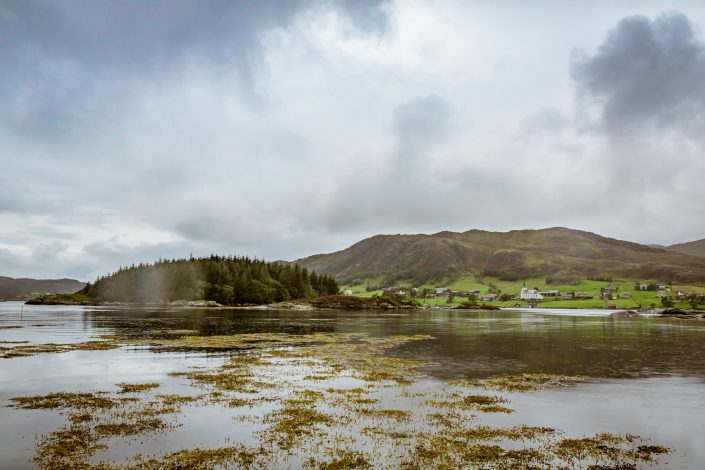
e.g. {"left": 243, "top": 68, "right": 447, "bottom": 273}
{"left": 1, "top": 301, "right": 704, "bottom": 468}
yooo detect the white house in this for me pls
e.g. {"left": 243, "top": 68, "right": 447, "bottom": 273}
{"left": 520, "top": 287, "right": 544, "bottom": 300}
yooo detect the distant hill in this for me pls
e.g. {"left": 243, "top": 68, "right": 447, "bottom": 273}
{"left": 294, "top": 227, "right": 705, "bottom": 285}
{"left": 667, "top": 239, "right": 705, "bottom": 259}
{"left": 0, "top": 276, "right": 86, "bottom": 299}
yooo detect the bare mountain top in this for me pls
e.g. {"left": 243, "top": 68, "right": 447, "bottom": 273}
{"left": 294, "top": 227, "right": 705, "bottom": 284}
{"left": 0, "top": 276, "right": 86, "bottom": 299}
{"left": 667, "top": 239, "right": 705, "bottom": 259}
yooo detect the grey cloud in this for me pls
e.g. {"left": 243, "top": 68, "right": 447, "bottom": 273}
{"left": 79, "top": 238, "right": 196, "bottom": 279}
{"left": 4, "top": 2, "right": 705, "bottom": 281}
{"left": 393, "top": 94, "right": 452, "bottom": 164}
{"left": 518, "top": 108, "right": 568, "bottom": 137}
{"left": 30, "top": 241, "right": 69, "bottom": 261}
{"left": 571, "top": 11, "right": 705, "bottom": 136}
{"left": 331, "top": 0, "right": 390, "bottom": 35}
{"left": 311, "top": 94, "right": 465, "bottom": 235}
{"left": 0, "top": 0, "right": 389, "bottom": 143}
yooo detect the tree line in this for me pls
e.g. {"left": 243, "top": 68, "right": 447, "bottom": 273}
{"left": 82, "top": 255, "right": 339, "bottom": 305}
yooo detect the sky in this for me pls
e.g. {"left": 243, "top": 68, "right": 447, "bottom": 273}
{"left": 2, "top": 0, "right": 705, "bottom": 281}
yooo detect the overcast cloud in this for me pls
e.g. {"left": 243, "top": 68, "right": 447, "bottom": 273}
{"left": 2, "top": 0, "right": 705, "bottom": 280}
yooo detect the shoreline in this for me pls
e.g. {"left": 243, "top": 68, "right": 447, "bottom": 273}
{"left": 12, "top": 298, "right": 705, "bottom": 318}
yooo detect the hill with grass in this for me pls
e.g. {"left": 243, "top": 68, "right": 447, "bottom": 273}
{"left": 0, "top": 276, "right": 86, "bottom": 299}
{"left": 667, "top": 238, "right": 705, "bottom": 259}
{"left": 294, "top": 227, "right": 705, "bottom": 285}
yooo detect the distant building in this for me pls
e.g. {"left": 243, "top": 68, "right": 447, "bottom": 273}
{"left": 344, "top": 290, "right": 353, "bottom": 296}
{"left": 483, "top": 293, "right": 497, "bottom": 302}
{"left": 540, "top": 290, "right": 560, "bottom": 297}
{"left": 561, "top": 293, "right": 574, "bottom": 300}
{"left": 381, "top": 287, "right": 407, "bottom": 297}
{"left": 621, "top": 292, "right": 631, "bottom": 298}
{"left": 520, "top": 287, "right": 543, "bottom": 300}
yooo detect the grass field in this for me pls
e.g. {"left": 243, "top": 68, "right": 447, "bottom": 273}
{"left": 341, "top": 275, "right": 703, "bottom": 310}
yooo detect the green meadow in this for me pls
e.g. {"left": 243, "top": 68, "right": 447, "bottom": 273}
{"left": 342, "top": 276, "right": 705, "bottom": 310}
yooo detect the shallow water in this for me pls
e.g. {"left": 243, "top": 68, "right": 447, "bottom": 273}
{"left": 1, "top": 301, "right": 704, "bottom": 468}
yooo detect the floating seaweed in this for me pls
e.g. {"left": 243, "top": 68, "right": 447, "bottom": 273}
{"left": 0, "top": 340, "right": 119, "bottom": 359}
{"left": 117, "top": 382, "right": 161, "bottom": 394}
{"left": 8, "top": 331, "right": 672, "bottom": 469}
{"left": 451, "top": 373, "right": 588, "bottom": 392}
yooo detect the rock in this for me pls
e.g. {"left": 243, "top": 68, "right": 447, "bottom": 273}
{"left": 660, "top": 308, "right": 688, "bottom": 316}
{"left": 611, "top": 310, "right": 640, "bottom": 317}
{"left": 267, "top": 302, "right": 314, "bottom": 311}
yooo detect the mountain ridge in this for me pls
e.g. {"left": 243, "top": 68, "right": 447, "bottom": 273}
{"left": 667, "top": 238, "right": 705, "bottom": 259}
{"left": 294, "top": 227, "right": 705, "bottom": 285}
{"left": 0, "top": 276, "right": 87, "bottom": 299}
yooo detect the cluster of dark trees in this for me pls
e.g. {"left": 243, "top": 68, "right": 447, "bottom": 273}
{"left": 82, "top": 255, "right": 338, "bottom": 305}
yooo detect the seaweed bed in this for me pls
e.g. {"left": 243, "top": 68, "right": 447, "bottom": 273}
{"left": 5, "top": 332, "right": 671, "bottom": 469}
{"left": 0, "top": 340, "right": 119, "bottom": 359}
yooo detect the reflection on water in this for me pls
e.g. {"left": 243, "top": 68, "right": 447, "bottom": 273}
{"left": 1, "top": 302, "right": 704, "bottom": 468}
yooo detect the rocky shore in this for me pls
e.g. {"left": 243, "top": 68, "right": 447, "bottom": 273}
{"left": 611, "top": 307, "right": 705, "bottom": 319}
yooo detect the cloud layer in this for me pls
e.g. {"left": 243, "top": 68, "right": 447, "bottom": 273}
{"left": 2, "top": 1, "right": 705, "bottom": 280}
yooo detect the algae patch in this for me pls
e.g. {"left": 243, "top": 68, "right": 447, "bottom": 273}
{"left": 428, "top": 393, "right": 515, "bottom": 413}
{"left": 451, "top": 373, "right": 587, "bottom": 392}
{"left": 8, "top": 389, "right": 194, "bottom": 469}
{"left": 121, "top": 445, "right": 260, "bottom": 470}
{"left": 0, "top": 339, "right": 119, "bottom": 359}
{"left": 117, "top": 382, "right": 161, "bottom": 394}
{"left": 7, "top": 332, "right": 673, "bottom": 469}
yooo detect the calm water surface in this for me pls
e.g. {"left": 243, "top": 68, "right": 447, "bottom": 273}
{"left": 1, "top": 301, "right": 704, "bottom": 468}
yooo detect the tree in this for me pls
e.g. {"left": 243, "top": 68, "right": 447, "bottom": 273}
{"left": 661, "top": 297, "right": 674, "bottom": 308}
